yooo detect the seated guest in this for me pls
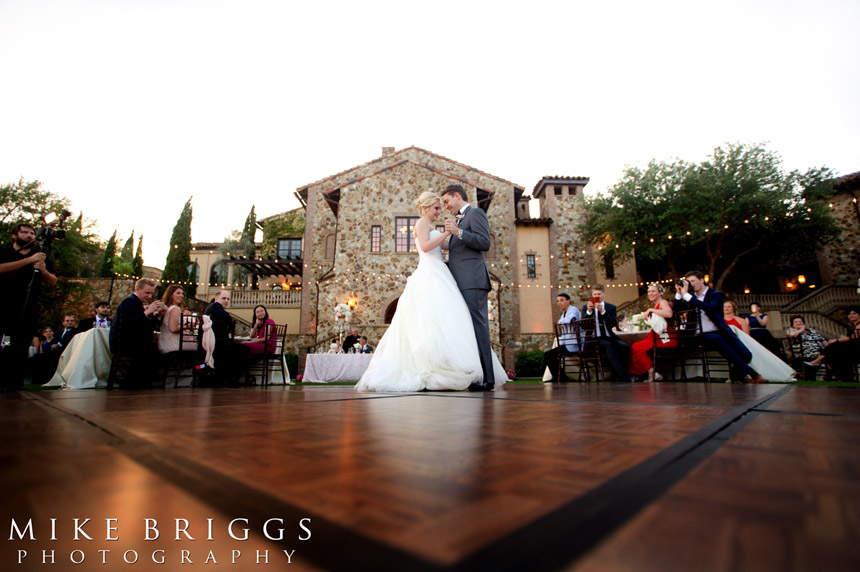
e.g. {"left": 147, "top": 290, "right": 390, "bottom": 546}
{"left": 39, "top": 327, "right": 55, "bottom": 354}
{"left": 205, "top": 290, "right": 250, "bottom": 385}
{"left": 544, "top": 292, "right": 581, "bottom": 383}
{"left": 342, "top": 327, "right": 359, "bottom": 353}
{"left": 582, "top": 285, "right": 629, "bottom": 381}
{"left": 787, "top": 315, "right": 827, "bottom": 378}
{"left": 110, "top": 278, "right": 165, "bottom": 387}
{"left": 357, "top": 336, "right": 374, "bottom": 354}
{"left": 50, "top": 315, "right": 79, "bottom": 354}
{"left": 629, "top": 283, "right": 676, "bottom": 382}
{"left": 746, "top": 302, "right": 784, "bottom": 359}
{"left": 158, "top": 285, "right": 198, "bottom": 354}
{"left": 724, "top": 300, "right": 794, "bottom": 382}
{"left": 243, "top": 305, "right": 277, "bottom": 354}
{"left": 674, "top": 271, "right": 765, "bottom": 383}
{"left": 78, "top": 301, "right": 112, "bottom": 331}
{"left": 819, "top": 307, "right": 860, "bottom": 383}
{"left": 722, "top": 301, "right": 750, "bottom": 333}
{"left": 328, "top": 342, "right": 341, "bottom": 354}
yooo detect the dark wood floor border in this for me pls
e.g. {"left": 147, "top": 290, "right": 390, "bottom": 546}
{"left": 23, "top": 387, "right": 790, "bottom": 572}
{"left": 420, "top": 391, "right": 740, "bottom": 409}
{"left": 450, "top": 386, "right": 792, "bottom": 572}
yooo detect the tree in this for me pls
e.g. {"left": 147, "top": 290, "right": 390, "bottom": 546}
{"left": 161, "top": 198, "right": 193, "bottom": 288}
{"left": 583, "top": 143, "right": 841, "bottom": 291}
{"left": 132, "top": 235, "right": 144, "bottom": 277}
{"left": 98, "top": 230, "right": 118, "bottom": 278}
{"left": 240, "top": 205, "right": 257, "bottom": 257}
{"left": 120, "top": 231, "right": 135, "bottom": 263}
{"left": 0, "top": 178, "right": 66, "bottom": 237}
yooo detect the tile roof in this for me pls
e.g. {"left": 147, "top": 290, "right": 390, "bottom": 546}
{"left": 532, "top": 176, "right": 590, "bottom": 198}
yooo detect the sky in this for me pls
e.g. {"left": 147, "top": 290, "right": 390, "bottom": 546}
{"left": 1, "top": 0, "right": 858, "bottom": 269}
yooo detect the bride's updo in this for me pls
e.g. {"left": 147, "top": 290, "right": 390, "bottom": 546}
{"left": 414, "top": 191, "right": 441, "bottom": 215}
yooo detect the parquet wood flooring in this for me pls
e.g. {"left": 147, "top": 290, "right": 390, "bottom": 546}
{"left": 2, "top": 383, "right": 858, "bottom": 571}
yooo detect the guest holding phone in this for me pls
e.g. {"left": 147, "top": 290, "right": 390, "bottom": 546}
{"left": 581, "top": 284, "right": 629, "bottom": 381}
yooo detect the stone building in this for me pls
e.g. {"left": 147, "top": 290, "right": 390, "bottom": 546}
{"left": 288, "top": 147, "right": 636, "bottom": 368}
{"left": 817, "top": 170, "right": 860, "bottom": 286}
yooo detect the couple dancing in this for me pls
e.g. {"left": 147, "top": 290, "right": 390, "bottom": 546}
{"left": 355, "top": 185, "right": 507, "bottom": 392}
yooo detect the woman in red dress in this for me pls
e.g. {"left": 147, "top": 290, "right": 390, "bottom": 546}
{"left": 723, "top": 301, "right": 750, "bottom": 334}
{"left": 629, "top": 283, "right": 676, "bottom": 382}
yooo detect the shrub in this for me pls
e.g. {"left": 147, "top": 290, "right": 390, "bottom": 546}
{"left": 515, "top": 351, "right": 545, "bottom": 378}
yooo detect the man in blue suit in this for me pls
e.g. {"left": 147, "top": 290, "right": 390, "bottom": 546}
{"left": 674, "top": 270, "right": 765, "bottom": 383}
{"left": 581, "top": 285, "right": 629, "bottom": 381}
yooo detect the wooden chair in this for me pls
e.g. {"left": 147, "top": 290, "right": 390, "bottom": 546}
{"left": 653, "top": 309, "right": 710, "bottom": 382}
{"left": 246, "top": 323, "right": 289, "bottom": 386}
{"left": 161, "top": 314, "right": 205, "bottom": 388}
{"left": 563, "top": 317, "right": 605, "bottom": 382}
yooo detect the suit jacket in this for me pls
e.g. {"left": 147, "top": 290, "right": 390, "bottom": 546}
{"left": 110, "top": 294, "right": 159, "bottom": 355}
{"left": 447, "top": 205, "right": 491, "bottom": 292}
{"left": 581, "top": 301, "right": 620, "bottom": 339}
{"left": 78, "top": 316, "right": 111, "bottom": 332}
{"left": 342, "top": 334, "right": 360, "bottom": 353}
{"left": 673, "top": 287, "right": 735, "bottom": 338}
{"left": 204, "top": 302, "right": 235, "bottom": 343}
{"left": 358, "top": 344, "right": 374, "bottom": 354}
{"left": 55, "top": 327, "right": 79, "bottom": 354}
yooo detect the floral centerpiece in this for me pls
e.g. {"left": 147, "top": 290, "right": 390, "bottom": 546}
{"left": 334, "top": 302, "right": 353, "bottom": 322}
{"left": 627, "top": 313, "right": 648, "bottom": 332}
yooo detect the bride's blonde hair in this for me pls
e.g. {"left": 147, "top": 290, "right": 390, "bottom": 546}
{"left": 414, "top": 191, "right": 441, "bottom": 215}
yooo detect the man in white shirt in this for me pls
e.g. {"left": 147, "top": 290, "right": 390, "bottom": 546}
{"left": 674, "top": 270, "right": 764, "bottom": 383}
{"left": 544, "top": 293, "right": 581, "bottom": 383}
{"left": 581, "top": 285, "right": 629, "bottom": 381}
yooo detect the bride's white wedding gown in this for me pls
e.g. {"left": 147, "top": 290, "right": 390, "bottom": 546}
{"left": 355, "top": 230, "right": 508, "bottom": 392}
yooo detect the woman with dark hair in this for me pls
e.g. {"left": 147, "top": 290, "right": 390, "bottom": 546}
{"left": 747, "top": 301, "right": 784, "bottom": 358}
{"left": 243, "top": 305, "right": 277, "bottom": 354}
{"left": 820, "top": 307, "right": 860, "bottom": 382}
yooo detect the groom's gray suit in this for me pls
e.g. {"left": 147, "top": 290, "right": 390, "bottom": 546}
{"left": 447, "top": 204, "right": 494, "bottom": 388}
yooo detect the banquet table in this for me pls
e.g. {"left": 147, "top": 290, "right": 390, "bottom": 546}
{"left": 303, "top": 353, "right": 373, "bottom": 383}
{"left": 45, "top": 328, "right": 111, "bottom": 390}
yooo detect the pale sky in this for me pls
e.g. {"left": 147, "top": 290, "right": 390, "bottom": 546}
{"left": 1, "top": 0, "right": 858, "bottom": 268}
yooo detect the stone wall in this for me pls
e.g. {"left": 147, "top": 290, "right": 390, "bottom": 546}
{"left": 818, "top": 190, "right": 860, "bottom": 285}
{"left": 543, "top": 185, "right": 596, "bottom": 308}
{"left": 60, "top": 278, "right": 136, "bottom": 321}
{"left": 299, "top": 148, "right": 520, "bottom": 368}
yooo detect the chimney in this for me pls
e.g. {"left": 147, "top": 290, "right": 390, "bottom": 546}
{"left": 381, "top": 147, "right": 395, "bottom": 156}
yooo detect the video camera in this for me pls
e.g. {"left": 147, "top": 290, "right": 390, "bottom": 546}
{"left": 35, "top": 209, "right": 72, "bottom": 251}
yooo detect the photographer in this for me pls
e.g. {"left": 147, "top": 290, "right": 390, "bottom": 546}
{"left": 0, "top": 223, "right": 57, "bottom": 390}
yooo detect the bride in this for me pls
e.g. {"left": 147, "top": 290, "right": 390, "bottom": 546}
{"left": 723, "top": 300, "right": 795, "bottom": 382}
{"left": 355, "top": 192, "right": 508, "bottom": 392}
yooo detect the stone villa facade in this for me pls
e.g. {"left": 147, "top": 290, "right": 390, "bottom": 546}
{"left": 289, "top": 147, "right": 636, "bottom": 368}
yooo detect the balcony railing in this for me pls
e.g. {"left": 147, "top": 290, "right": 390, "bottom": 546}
{"left": 228, "top": 289, "right": 302, "bottom": 309}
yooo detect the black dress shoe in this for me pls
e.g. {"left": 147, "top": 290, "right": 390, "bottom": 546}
{"left": 468, "top": 383, "right": 493, "bottom": 392}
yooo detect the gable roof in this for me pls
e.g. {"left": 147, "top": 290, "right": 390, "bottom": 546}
{"left": 297, "top": 146, "right": 523, "bottom": 195}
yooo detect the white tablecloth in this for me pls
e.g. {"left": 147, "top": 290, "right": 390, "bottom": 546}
{"left": 303, "top": 354, "right": 373, "bottom": 383}
{"left": 45, "top": 328, "right": 111, "bottom": 390}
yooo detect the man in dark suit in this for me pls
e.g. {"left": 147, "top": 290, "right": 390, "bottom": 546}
{"left": 673, "top": 270, "right": 764, "bottom": 383}
{"left": 342, "top": 328, "right": 360, "bottom": 353}
{"left": 110, "top": 278, "right": 165, "bottom": 387}
{"left": 357, "top": 336, "right": 374, "bottom": 354}
{"left": 78, "top": 301, "right": 111, "bottom": 331}
{"left": 442, "top": 184, "right": 494, "bottom": 392}
{"left": 582, "top": 284, "right": 629, "bottom": 381}
{"left": 51, "top": 314, "right": 79, "bottom": 354}
{"left": 204, "top": 290, "right": 250, "bottom": 385}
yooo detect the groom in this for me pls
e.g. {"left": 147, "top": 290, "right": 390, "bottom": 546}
{"left": 442, "top": 184, "right": 494, "bottom": 392}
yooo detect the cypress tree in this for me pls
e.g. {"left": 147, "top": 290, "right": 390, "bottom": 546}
{"left": 240, "top": 205, "right": 257, "bottom": 257}
{"left": 132, "top": 235, "right": 144, "bottom": 277}
{"left": 98, "top": 230, "right": 118, "bottom": 278}
{"left": 162, "top": 198, "right": 193, "bottom": 287}
{"left": 120, "top": 231, "right": 134, "bottom": 262}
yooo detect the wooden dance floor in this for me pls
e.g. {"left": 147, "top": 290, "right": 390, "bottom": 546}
{"left": 2, "top": 383, "right": 859, "bottom": 571}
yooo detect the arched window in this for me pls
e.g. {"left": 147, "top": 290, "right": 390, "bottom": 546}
{"left": 384, "top": 298, "right": 399, "bottom": 324}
